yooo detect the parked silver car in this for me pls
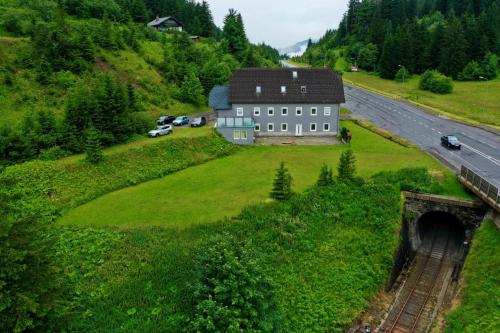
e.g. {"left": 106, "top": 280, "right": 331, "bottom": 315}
{"left": 148, "top": 125, "right": 173, "bottom": 137}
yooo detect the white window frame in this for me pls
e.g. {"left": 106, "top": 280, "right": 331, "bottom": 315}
{"left": 311, "top": 107, "right": 317, "bottom": 116}
{"left": 296, "top": 107, "right": 303, "bottom": 116}
{"left": 267, "top": 123, "right": 274, "bottom": 132}
{"left": 281, "top": 86, "right": 287, "bottom": 94}
{"left": 310, "top": 123, "right": 317, "bottom": 132}
{"left": 256, "top": 86, "right": 261, "bottom": 94}
{"left": 301, "top": 86, "right": 307, "bottom": 93}
{"left": 253, "top": 107, "right": 261, "bottom": 116}
{"left": 255, "top": 123, "right": 260, "bottom": 132}
{"left": 281, "top": 107, "right": 288, "bottom": 116}
{"left": 324, "top": 107, "right": 331, "bottom": 116}
{"left": 233, "top": 130, "right": 241, "bottom": 140}
{"left": 323, "top": 123, "right": 330, "bottom": 132}
{"left": 241, "top": 130, "right": 248, "bottom": 140}
{"left": 268, "top": 107, "right": 274, "bottom": 116}
{"left": 281, "top": 123, "right": 288, "bottom": 132}
{"left": 236, "top": 107, "right": 244, "bottom": 116}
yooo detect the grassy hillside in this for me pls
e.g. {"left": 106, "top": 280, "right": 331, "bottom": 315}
{"left": 59, "top": 120, "right": 468, "bottom": 229}
{"left": 445, "top": 220, "right": 500, "bottom": 332}
{"left": 55, "top": 179, "right": 403, "bottom": 332}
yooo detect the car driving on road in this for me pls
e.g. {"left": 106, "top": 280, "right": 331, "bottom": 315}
{"left": 173, "top": 116, "right": 189, "bottom": 126}
{"left": 156, "top": 115, "right": 175, "bottom": 126}
{"left": 190, "top": 117, "right": 207, "bottom": 127}
{"left": 148, "top": 125, "right": 173, "bottom": 137}
{"left": 441, "top": 135, "right": 461, "bottom": 150}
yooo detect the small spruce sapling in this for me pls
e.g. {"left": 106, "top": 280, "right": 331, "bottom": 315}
{"left": 270, "top": 162, "right": 293, "bottom": 201}
{"left": 85, "top": 126, "right": 103, "bottom": 164}
{"left": 337, "top": 149, "right": 356, "bottom": 182}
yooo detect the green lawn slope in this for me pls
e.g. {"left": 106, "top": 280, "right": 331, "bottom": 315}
{"left": 59, "top": 120, "right": 468, "bottom": 228}
{"left": 445, "top": 220, "right": 500, "bottom": 332}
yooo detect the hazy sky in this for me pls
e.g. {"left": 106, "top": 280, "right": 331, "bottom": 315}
{"left": 205, "top": 1, "right": 347, "bottom": 48}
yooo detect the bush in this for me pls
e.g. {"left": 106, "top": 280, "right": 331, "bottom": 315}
{"left": 419, "top": 70, "right": 453, "bottom": 94}
{"left": 395, "top": 66, "right": 410, "bottom": 82}
{"left": 191, "top": 234, "right": 281, "bottom": 332}
{"left": 458, "top": 61, "right": 482, "bottom": 81}
{"left": 337, "top": 149, "right": 356, "bottom": 181}
{"left": 38, "top": 146, "right": 69, "bottom": 161}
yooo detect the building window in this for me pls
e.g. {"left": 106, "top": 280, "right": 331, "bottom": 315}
{"left": 292, "top": 71, "right": 298, "bottom": 79}
{"left": 268, "top": 107, "right": 274, "bottom": 116}
{"left": 256, "top": 86, "right": 261, "bottom": 94}
{"left": 281, "top": 123, "right": 288, "bottom": 132}
{"left": 241, "top": 130, "right": 248, "bottom": 140}
{"left": 311, "top": 107, "right": 317, "bottom": 116}
{"left": 237, "top": 107, "right": 244, "bottom": 116}
{"left": 268, "top": 123, "right": 274, "bottom": 132}
{"left": 324, "top": 107, "right": 331, "bottom": 116}
{"left": 255, "top": 123, "right": 260, "bottom": 132}
{"left": 301, "top": 86, "right": 307, "bottom": 93}
{"left": 323, "top": 123, "right": 330, "bottom": 131}
{"left": 281, "top": 86, "right": 287, "bottom": 94}
{"left": 310, "top": 123, "right": 317, "bottom": 132}
{"left": 296, "top": 107, "right": 303, "bottom": 116}
{"left": 233, "top": 130, "right": 241, "bottom": 140}
{"left": 254, "top": 107, "right": 261, "bottom": 116}
{"left": 281, "top": 107, "right": 288, "bottom": 116}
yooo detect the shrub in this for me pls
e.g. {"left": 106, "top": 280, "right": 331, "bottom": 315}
{"left": 317, "top": 164, "right": 334, "bottom": 187}
{"left": 419, "top": 70, "right": 453, "bottom": 94}
{"left": 458, "top": 61, "right": 482, "bottom": 81}
{"left": 395, "top": 66, "right": 410, "bottom": 82}
{"left": 191, "top": 234, "right": 281, "bottom": 332}
{"left": 39, "top": 146, "right": 69, "bottom": 161}
{"left": 85, "top": 127, "right": 103, "bottom": 164}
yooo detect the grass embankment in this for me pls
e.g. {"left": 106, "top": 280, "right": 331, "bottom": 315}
{"left": 445, "top": 220, "right": 500, "bottom": 332}
{"left": 59, "top": 120, "right": 468, "bottom": 228}
{"left": 56, "top": 179, "right": 403, "bottom": 332}
{"left": 0, "top": 132, "right": 236, "bottom": 213}
{"left": 343, "top": 71, "right": 500, "bottom": 130}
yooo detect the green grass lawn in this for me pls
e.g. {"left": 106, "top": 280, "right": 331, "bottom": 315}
{"left": 343, "top": 71, "right": 500, "bottom": 129}
{"left": 59, "top": 121, "right": 468, "bottom": 228}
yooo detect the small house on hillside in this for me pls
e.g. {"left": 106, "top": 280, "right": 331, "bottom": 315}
{"left": 147, "top": 16, "right": 183, "bottom": 32}
{"left": 209, "top": 68, "right": 345, "bottom": 145}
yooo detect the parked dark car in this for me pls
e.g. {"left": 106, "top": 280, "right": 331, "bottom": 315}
{"left": 441, "top": 135, "right": 461, "bottom": 149}
{"left": 156, "top": 115, "right": 175, "bottom": 126}
{"left": 172, "top": 116, "right": 189, "bottom": 126}
{"left": 191, "top": 117, "right": 207, "bottom": 127}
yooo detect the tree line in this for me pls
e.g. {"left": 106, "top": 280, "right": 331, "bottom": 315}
{"left": 301, "top": 0, "right": 499, "bottom": 81}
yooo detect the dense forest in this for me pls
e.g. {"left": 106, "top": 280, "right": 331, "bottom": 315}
{"left": 300, "top": 0, "right": 499, "bottom": 81}
{"left": 0, "top": 0, "right": 279, "bottom": 166}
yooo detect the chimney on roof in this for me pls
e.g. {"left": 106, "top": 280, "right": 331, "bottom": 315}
{"left": 155, "top": 15, "right": 160, "bottom": 21}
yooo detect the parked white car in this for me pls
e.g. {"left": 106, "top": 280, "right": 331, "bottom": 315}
{"left": 148, "top": 125, "right": 173, "bottom": 137}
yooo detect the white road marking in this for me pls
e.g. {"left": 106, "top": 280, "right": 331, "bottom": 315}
{"left": 461, "top": 143, "right": 500, "bottom": 167}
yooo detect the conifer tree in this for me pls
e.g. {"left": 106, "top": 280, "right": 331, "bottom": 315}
{"left": 439, "top": 13, "right": 468, "bottom": 78}
{"left": 337, "top": 149, "right": 357, "bottom": 182}
{"left": 270, "top": 162, "right": 293, "bottom": 201}
{"left": 85, "top": 126, "right": 103, "bottom": 164}
{"left": 317, "top": 164, "right": 334, "bottom": 187}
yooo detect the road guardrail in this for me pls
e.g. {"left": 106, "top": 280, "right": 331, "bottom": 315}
{"left": 460, "top": 166, "right": 500, "bottom": 211}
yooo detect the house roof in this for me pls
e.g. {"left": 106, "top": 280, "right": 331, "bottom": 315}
{"left": 147, "top": 16, "right": 183, "bottom": 27}
{"left": 209, "top": 85, "right": 232, "bottom": 110}
{"left": 229, "top": 68, "right": 345, "bottom": 104}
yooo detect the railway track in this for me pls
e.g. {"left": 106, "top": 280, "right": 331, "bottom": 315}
{"left": 381, "top": 233, "right": 451, "bottom": 333}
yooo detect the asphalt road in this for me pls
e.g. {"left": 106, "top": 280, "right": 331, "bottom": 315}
{"left": 344, "top": 85, "right": 500, "bottom": 187}
{"left": 281, "top": 60, "right": 499, "bottom": 187}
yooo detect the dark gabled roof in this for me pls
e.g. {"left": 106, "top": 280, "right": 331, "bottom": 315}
{"left": 209, "top": 85, "right": 232, "bottom": 110}
{"left": 147, "top": 16, "right": 183, "bottom": 27}
{"left": 229, "top": 68, "right": 345, "bottom": 104}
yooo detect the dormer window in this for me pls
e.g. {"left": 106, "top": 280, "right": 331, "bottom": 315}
{"left": 281, "top": 86, "right": 287, "bottom": 94}
{"left": 301, "top": 86, "right": 307, "bottom": 93}
{"left": 292, "top": 71, "right": 298, "bottom": 79}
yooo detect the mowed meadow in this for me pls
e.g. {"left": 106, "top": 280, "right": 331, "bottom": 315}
{"left": 59, "top": 120, "right": 468, "bottom": 228}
